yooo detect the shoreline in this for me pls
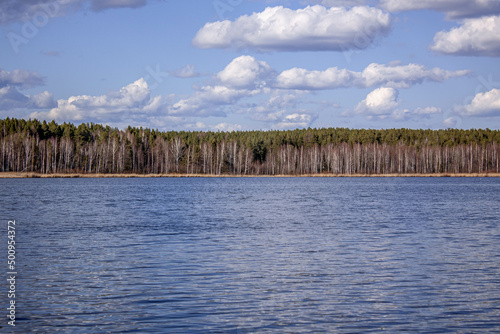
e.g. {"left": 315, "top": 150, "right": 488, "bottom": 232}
{"left": 1, "top": 172, "right": 499, "bottom": 178}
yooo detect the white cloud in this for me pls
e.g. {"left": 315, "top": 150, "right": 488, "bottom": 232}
{"left": 169, "top": 64, "right": 200, "bottom": 78}
{"left": 0, "top": 68, "right": 45, "bottom": 89}
{"left": 30, "top": 91, "right": 57, "bottom": 109}
{"left": 192, "top": 5, "right": 391, "bottom": 52}
{"left": 0, "top": 68, "right": 55, "bottom": 110}
{"left": 354, "top": 87, "right": 400, "bottom": 115}
{"left": 443, "top": 116, "right": 462, "bottom": 128}
{"left": 217, "top": 56, "right": 274, "bottom": 89}
{"left": 168, "top": 55, "right": 469, "bottom": 122}
{"left": 169, "top": 56, "right": 272, "bottom": 117}
{"left": 183, "top": 122, "right": 245, "bottom": 132}
{"left": 413, "top": 106, "right": 442, "bottom": 115}
{"left": 275, "top": 62, "right": 469, "bottom": 90}
{"left": 276, "top": 67, "right": 357, "bottom": 89}
{"left": 456, "top": 88, "right": 500, "bottom": 116}
{"left": 380, "top": 0, "right": 500, "bottom": 19}
{"left": 243, "top": 94, "right": 297, "bottom": 122}
{"left": 0, "top": 86, "right": 29, "bottom": 110}
{"left": 350, "top": 88, "right": 443, "bottom": 121}
{"left": 361, "top": 63, "right": 470, "bottom": 88}
{"left": 430, "top": 16, "right": 500, "bottom": 57}
{"left": 31, "top": 78, "right": 163, "bottom": 122}
{"left": 275, "top": 112, "right": 317, "bottom": 129}
{"left": 169, "top": 85, "right": 253, "bottom": 117}
{"left": 212, "top": 123, "right": 243, "bottom": 132}
{"left": 0, "top": 86, "right": 55, "bottom": 111}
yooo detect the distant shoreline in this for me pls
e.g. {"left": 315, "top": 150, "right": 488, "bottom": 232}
{"left": 1, "top": 172, "right": 499, "bottom": 178}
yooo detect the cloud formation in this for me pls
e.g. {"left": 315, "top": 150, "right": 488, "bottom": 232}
{"left": 169, "top": 56, "right": 271, "bottom": 117}
{"left": 380, "top": 0, "right": 500, "bottom": 19}
{"left": 169, "top": 65, "right": 200, "bottom": 78}
{"left": 430, "top": 16, "right": 500, "bottom": 57}
{"left": 167, "top": 55, "right": 470, "bottom": 128}
{"left": 0, "top": 86, "right": 56, "bottom": 111}
{"left": 0, "top": 68, "right": 45, "bottom": 89}
{"left": 275, "top": 112, "right": 317, "bottom": 129}
{"left": 456, "top": 88, "right": 500, "bottom": 116}
{"left": 0, "top": 68, "right": 54, "bottom": 110}
{"left": 168, "top": 56, "right": 319, "bottom": 128}
{"left": 348, "top": 87, "right": 443, "bottom": 121}
{"left": 169, "top": 86, "right": 252, "bottom": 117}
{"left": 354, "top": 87, "right": 400, "bottom": 116}
{"left": 0, "top": 0, "right": 152, "bottom": 25}
{"left": 31, "top": 78, "right": 162, "bottom": 122}
{"left": 217, "top": 55, "right": 274, "bottom": 89}
{"left": 275, "top": 62, "right": 470, "bottom": 90}
{"left": 192, "top": 5, "right": 391, "bottom": 52}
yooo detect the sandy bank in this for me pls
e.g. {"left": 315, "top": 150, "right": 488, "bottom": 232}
{"left": 1, "top": 172, "right": 499, "bottom": 178}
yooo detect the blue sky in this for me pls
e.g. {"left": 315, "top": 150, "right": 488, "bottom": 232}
{"left": 1, "top": 0, "right": 499, "bottom": 131}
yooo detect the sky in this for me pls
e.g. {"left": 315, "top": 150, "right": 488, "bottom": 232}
{"left": 0, "top": 0, "right": 500, "bottom": 131}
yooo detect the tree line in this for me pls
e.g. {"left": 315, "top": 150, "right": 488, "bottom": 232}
{"left": 1, "top": 117, "right": 499, "bottom": 175}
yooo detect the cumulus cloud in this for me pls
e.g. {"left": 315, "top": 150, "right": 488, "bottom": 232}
{"left": 168, "top": 55, "right": 469, "bottom": 123}
{"left": 430, "top": 16, "right": 500, "bottom": 57}
{"left": 0, "top": 86, "right": 56, "bottom": 110}
{"left": 0, "top": 68, "right": 45, "bottom": 89}
{"left": 192, "top": 5, "right": 391, "bottom": 52}
{"left": 275, "top": 62, "right": 469, "bottom": 90}
{"left": 360, "top": 63, "right": 470, "bottom": 88}
{"left": 212, "top": 123, "right": 244, "bottom": 132}
{"left": 169, "top": 86, "right": 253, "bottom": 117}
{"left": 413, "top": 106, "right": 442, "bottom": 115}
{"left": 243, "top": 94, "right": 297, "bottom": 122}
{"left": 275, "top": 112, "right": 317, "bottom": 129}
{"left": 167, "top": 56, "right": 321, "bottom": 128}
{"left": 30, "top": 78, "right": 163, "bottom": 122}
{"left": 0, "top": 68, "right": 54, "bottom": 110}
{"left": 380, "top": 0, "right": 500, "bottom": 19}
{"left": 217, "top": 56, "right": 274, "bottom": 89}
{"left": 0, "top": 86, "right": 29, "bottom": 110}
{"left": 276, "top": 67, "right": 357, "bottom": 90}
{"left": 169, "top": 64, "right": 200, "bottom": 78}
{"left": 169, "top": 56, "right": 273, "bottom": 117}
{"left": 354, "top": 87, "right": 400, "bottom": 116}
{"left": 347, "top": 87, "right": 444, "bottom": 121}
{"left": 456, "top": 88, "right": 500, "bottom": 116}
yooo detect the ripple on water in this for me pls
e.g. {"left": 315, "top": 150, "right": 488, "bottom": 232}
{"left": 0, "top": 177, "right": 499, "bottom": 333}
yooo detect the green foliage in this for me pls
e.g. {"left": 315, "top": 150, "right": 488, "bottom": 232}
{"left": 1, "top": 117, "right": 500, "bottom": 175}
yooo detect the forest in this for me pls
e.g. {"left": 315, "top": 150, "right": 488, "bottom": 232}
{"left": 1, "top": 117, "right": 500, "bottom": 176}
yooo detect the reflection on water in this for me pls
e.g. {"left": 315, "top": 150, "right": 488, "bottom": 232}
{"left": 1, "top": 177, "right": 500, "bottom": 333}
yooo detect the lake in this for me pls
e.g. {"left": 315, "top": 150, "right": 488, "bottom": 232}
{"left": 1, "top": 177, "right": 499, "bottom": 333}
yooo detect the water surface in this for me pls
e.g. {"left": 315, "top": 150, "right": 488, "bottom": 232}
{"left": 1, "top": 177, "right": 499, "bottom": 333}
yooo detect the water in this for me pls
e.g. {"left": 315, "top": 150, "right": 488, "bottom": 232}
{"left": 1, "top": 177, "right": 499, "bottom": 333}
